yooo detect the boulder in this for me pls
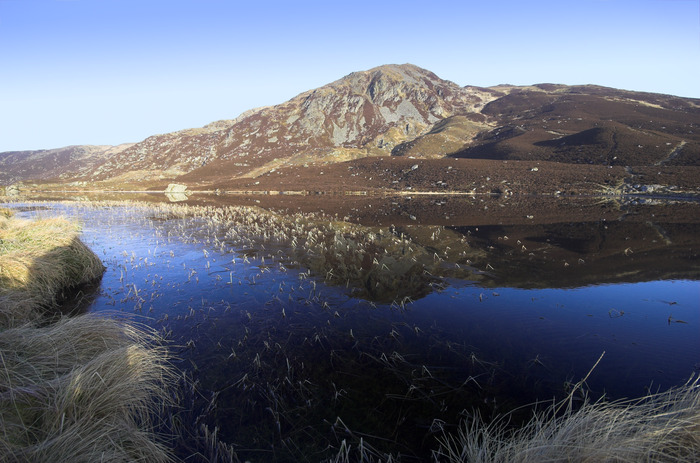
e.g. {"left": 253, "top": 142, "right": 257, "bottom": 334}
{"left": 164, "top": 183, "right": 189, "bottom": 202}
{"left": 4, "top": 184, "right": 20, "bottom": 196}
{"left": 165, "top": 183, "right": 188, "bottom": 193}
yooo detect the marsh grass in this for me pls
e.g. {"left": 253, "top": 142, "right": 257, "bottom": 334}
{"left": 0, "top": 215, "right": 105, "bottom": 325}
{"left": 168, "top": 203, "right": 482, "bottom": 302}
{"left": 0, "top": 209, "right": 176, "bottom": 462}
{"left": 434, "top": 376, "right": 700, "bottom": 463}
{"left": 0, "top": 316, "right": 176, "bottom": 462}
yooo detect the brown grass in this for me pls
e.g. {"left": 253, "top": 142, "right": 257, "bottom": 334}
{"left": 0, "top": 215, "right": 105, "bottom": 326}
{"left": 0, "top": 210, "right": 176, "bottom": 462}
{"left": 435, "top": 377, "right": 700, "bottom": 462}
{"left": 0, "top": 316, "right": 176, "bottom": 462}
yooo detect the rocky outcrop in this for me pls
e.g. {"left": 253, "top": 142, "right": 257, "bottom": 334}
{"left": 3, "top": 184, "right": 20, "bottom": 196}
{"left": 82, "top": 64, "right": 503, "bottom": 183}
{"left": 164, "top": 183, "right": 189, "bottom": 202}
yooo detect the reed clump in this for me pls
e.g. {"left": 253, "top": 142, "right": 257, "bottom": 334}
{"left": 0, "top": 316, "right": 176, "bottom": 462}
{"left": 435, "top": 377, "right": 700, "bottom": 463}
{"left": 0, "top": 214, "right": 105, "bottom": 325}
{"left": 0, "top": 210, "right": 176, "bottom": 462}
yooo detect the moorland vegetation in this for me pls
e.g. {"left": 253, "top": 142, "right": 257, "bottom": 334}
{"left": 0, "top": 206, "right": 175, "bottom": 462}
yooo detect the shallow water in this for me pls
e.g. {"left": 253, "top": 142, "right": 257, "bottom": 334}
{"left": 6, "top": 197, "right": 700, "bottom": 461}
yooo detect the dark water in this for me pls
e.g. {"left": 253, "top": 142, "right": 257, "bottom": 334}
{"left": 6, "top": 197, "right": 700, "bottom": 461}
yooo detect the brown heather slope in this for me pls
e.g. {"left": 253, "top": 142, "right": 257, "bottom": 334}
{"left": 191, "top": 156, "right": 699, "bottom": 198}
{"left": 393, "top": 84, "right": 700, "bottom": 166}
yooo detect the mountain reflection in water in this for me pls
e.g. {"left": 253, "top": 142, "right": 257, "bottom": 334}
{"left": 7, "top": 196, "right": 699, "bottom": 461}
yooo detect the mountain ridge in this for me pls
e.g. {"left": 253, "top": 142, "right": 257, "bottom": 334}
{"left": 2, "top": 64, "right": 699, "bottom": 192}
{"left": 0, "top": 144, "right": 134, "bottom": 185}
{"left": 77, "top": 63, "right": 500, "bottom": 184}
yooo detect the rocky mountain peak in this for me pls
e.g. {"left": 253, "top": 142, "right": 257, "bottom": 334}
{"left": 320, "top": 63, "right": 473, "bottom": 114}
{"left": 334, "top": 64, "right": 444, "bottom": 100}
{"left": 90, "top": 64, "right": 493, "bottom": 183}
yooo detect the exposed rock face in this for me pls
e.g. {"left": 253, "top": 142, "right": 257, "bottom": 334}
{"left": 4, "top": 184, "right": 20, "bottom": 196}
{"left": 164, "top": 183, "right": 187, "bottom": 193}
{"left": 164, "top": 183, "right": 189, "bottom": 202}
{"left": 82, "top": 64, "right": 500, "bottom": 183}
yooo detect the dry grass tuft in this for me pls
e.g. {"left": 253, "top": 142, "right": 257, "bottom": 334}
{"left": 435, "top": 377, "right": 700, "bottom": 462}
{"left": 0, "top": 208, "right": 13, "bottom": 231}
{"left": 0, "top": 215, "right": 105, "bottom": 326}
{"left": 0, "top": 209, "right": 176, "bottom": 462}
{"left": 0, "top": 315, "right": 176, "bottom": 462}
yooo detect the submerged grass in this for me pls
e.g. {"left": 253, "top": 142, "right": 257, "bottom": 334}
{"left": 325, "top": 378, "right": 700, "bottom": 462}
{"left": 0, "top": 209, "right": 176, "bottom": 463}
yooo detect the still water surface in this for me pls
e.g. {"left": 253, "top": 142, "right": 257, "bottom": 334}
{"left": 8, "top": 197, "right": 700, "bottom": 460}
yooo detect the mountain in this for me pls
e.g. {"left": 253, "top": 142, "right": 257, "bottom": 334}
{"left": 2, "top": 64, "right": 699, "bottom": 191}
{"left": 84, "top": 64, "right": 499, "bottom": 184}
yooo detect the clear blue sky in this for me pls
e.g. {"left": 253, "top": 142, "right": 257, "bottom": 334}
{"left": 1, "top": 0, "right": 698, "bottom": 151}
